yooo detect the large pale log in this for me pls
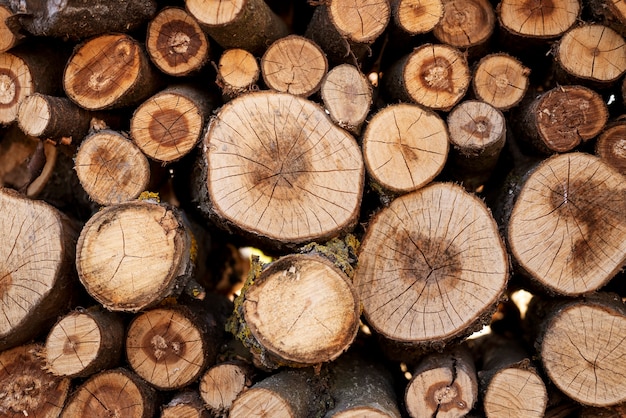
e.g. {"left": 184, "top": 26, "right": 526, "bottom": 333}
{"left": 497, "top": 0, "right": 580, "bottom": 39}
{"left": 588, "top": 0, "right": 626, "bottom": 37}
{"left": 433, "top": 0, "right": 495, "bottom": 55}
{"left": 390, "top": 0, "right": 443, "bottom": 36}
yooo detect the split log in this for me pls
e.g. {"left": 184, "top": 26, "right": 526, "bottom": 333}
{"left": 0, "top": 187, "right": 78, "bottom": 351}
{"left": 195, "top": 91, "right": 364, "bottom": 250}
{"left": 446, "top": 100, "right": 506, "bottom": 191}
{"left": 216, "top": 48, "right": 260, "bottom": 99}
{"left": 61, "top": 367, "right": 158, "bottom": 418}
{"left": 497, "top": 0, "right": 580, "bottom": 39}
{"left": 161, "top": 390, "right": 210, "bottom": 418}
{"left": 404, "top": 344, "right": 478, "bottom": 418}
{"left": 354, "top": 182, "right": 508, "bottom": 353}
{"left": 126, "top": 303, "right": 221, "bottom": 390}
{"left": 0, "top": 343, "right": 71, "bottom": 418}
{"left": 596, "top": 119, "right": 626, "bottom": 175}
{"left": 261, "top": 35, "right": 327, "bottom": 97}
{"left": 362, "top": 103, "right": 449, "bottom": 194}
{"left": 130, "top": 85, "right": 215, "bottom": 163}
{"left": 516, "top": 85, "right": 608, "bottom": 154}
{"left": 43, "top": 307, "right": 125, "bottom": 378}
{"left": 74, "top": 130, "right": 151, "bottom": 205}
{"left": 320, "top": 63, "right": 372, "bottom": 135}
{"left": 472, "top": 53, "right": 530, "bottom": 111}
{"left": 63, "top": 33, "right": 161, "bottom": 110}
{"left": 230, "top": 254, "right": 360, "bottom": 369}
{"left": 185, "top": 0, "right": 289, "bottom": 55}
{"left": 199, "top": 361, "right": 254, "bottom": 417}
{"left": 507, "top": 153, "right": 626, "bottom": 295}
{"left": 390, "top": 0, "right": 443, "bottom": 36}
{"left": 146, "top": 7, "right": 210, "bottom": 77}
{"left": 75, "top": 200, "right": 194, "bottom": 312}
{"left": 384, "top": 43, "right": 470, "bottom": 111}
{"left": 433, "top": 0, "right": 495, "bottom": 55}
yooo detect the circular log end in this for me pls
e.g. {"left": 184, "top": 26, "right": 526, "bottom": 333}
{"left": 406, "top": 366, "right": 475, "bottom": 417}
{"left": 433, "top": 0, "right": 495, "bottom": 48}
{"left": 320, "top": 64, "right": 372, "bottom": 131}
{"left": 200, "top": 363, "right": 250, "bottom": 413}
{"left": 17, "top": 93, "right": 51, "bottom": 137}
{"left": 473, "top": 53, "right": 530, "bottom": 110}
{"left": 329, "top": 0, "right": 391, "bottom": 43}
{"left": 447, "top": 100, "right": 506, "bottom": 152}
{"left": 499, "top": 0, "right": 580, "bottom": 37}
{"left": 0, "top": 53, "right": 32, "bottom": 124}
{"left": 395, "top": 0, "right": 444, "bottom": 35}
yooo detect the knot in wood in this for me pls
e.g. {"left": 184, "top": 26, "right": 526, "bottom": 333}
{"left": 5, "top": 375, "right": 43, "bottom": 413}
{"left": 421, "top": 57, "right": 453, "bottom": 92}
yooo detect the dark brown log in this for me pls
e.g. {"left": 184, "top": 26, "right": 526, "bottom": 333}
{"left": 433, "top": 0, "right": 495, "bottom": 55}
{"left": 390, "top": 0, "right": 443, "bottom": 36}
{"left": 472, "top": 53, "right": 530, "bottom": 111}
{"left": 146, "top": 7, "right": 210, "bottom": 77}
{"left": 0, "top": 343, "right": 71, "bottom": 418}
{"left": 199, "top": 361, "right": 254, "bottom": 417}
{"left": 497, "top": 0, "right": 580, "bottom": 39}
{"left": 216, "top": 48, "right": 260, "bottom": 99}
{"left": 588, "top": 0, "right": 626, "bottom": 37}
{"left": 161, "top": 390, "right": 210, "bottom": 418}
{"left": 17, "top": 93, "right": 92, "bottom": 141}
{"left": 596, "top": 119, "right": 626, "bottom": 175}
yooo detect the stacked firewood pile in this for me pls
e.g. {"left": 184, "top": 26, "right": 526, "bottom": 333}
{"left": 0, "top": 0, "right": 625, "bottom": 416}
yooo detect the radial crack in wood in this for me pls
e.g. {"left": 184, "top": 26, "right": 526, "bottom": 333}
{"left": 391, "top": 0, "right": 444, "bottom": 35}
{"left": 498, "top": 0, "right": 580, "bottom": 38}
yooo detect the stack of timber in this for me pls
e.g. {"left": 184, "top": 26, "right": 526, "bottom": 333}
{"left": 0, "top": 0, "right": 625, "bottom": 417}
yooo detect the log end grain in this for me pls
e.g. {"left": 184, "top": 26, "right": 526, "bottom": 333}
{"left": 498, "top": 0, "right": 580, "bottom": 38}
{"left": 393, "top": 0, "right": 444, "bottom": 35}
{"left": 472, "top": 53, "right": 530, "bottom": 111}
{"left": 0, "top": 52, "right": 33, "bottom": 124}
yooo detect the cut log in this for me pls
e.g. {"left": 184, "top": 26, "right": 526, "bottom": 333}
{"left": 0, "top": 2, "right": 23, "bottom": 53}
{"left": 146, "top": 7, "right": 209, "bottom": 77}
{"left": 6, "top": 0, "right": 157, "bottom": 40}
{"left": 538, "top": 293, "right": 626, "bottom": 407}
{"left": 320, "top": 63, "right": 372, "bottom": 135}
{"left": 185, "top": 0, "right": 289, "bottom": 55}
{"left": 261, "top": 35, "right": 327, "bottom": 97}
{"left": 60, "top": 367, "right": 157, "bottom": 418}
{"left": 404, "top": 344, "right": 478, "bottom": 418}
{"left": 17, "top": 93, "right": 92, "bottom": 141}
{"left": 126, "top": 304, "right": 220, "bottom": 390}
{"left": 0, "top": 343, "right": 71, "bottom": 418}
{"left": 43, "top": 307, "right": 125, "bottom": 378}
{"left": 0, "top": 187, "right": 78, "bottom": 351}
{"left": 556, "top": 24, "right": 626, "bottom": 86}
{"left": 75, "top": 200, "right": 194, "bottom": 312}
{"left": 390, "top": 0, "right": 443, "bottom": 36}
{"left": 74, "top": 129, "right": 151, "bottom": 205}
{"left": 516, "top": 85, "right": 608, "bottom": 154}
{"left": 433, "top": 0, "right": 495, "bottom": 54}
{"left": 199, "top": 361, "right": 254, "bottom": 417}
{"left": 231, "top": 254, "right": 360, "bottom": 369}
{"left": 161, "top": 390, "right": 210, "bottom": 418}
{"left": 446, "top": 100, "right": 506, "bottom": 191}
{"left": 354, "top": 182, "right": 508, "bottom": 351}
{"left": 362, "top": 103, "right": 449, "bottom": 194}
{"left": 63, "top": 33, "right": 161, "bottom": 110}
{"left": 130, "top": 85, "right": 215, "bottom": 163}
{"left": 497, "top": 0, "right": 580, "bottom": 39}
{"left": 596, "top": 119, "right": 626, "bottom": 175}
{"left": 507, "top": 153, "right": 626, "bottom": 295}
{"left": 197, "top": 91, "right": 364, "bottom": 249}
{"left": 472, "top": 53, "right": 530, "bottom": 111}
{"left": 216, "top": 48, "right": 260, "bottom": 99}
{"left": 384, "top": 43, "right": 470, "bottom": 111}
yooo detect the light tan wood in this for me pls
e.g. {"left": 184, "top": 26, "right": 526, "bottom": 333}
{"left": 199, "top": 361, "right": 253, "bottom": 416}
{"left": 161, "top": 390, "right": 210, "bottom": 418}
{"left": 0, "top": 4, "right": 22, "bottom": 53}
{"left": 362, "top": 103, "right": 448, "bottom": 194}
{"left": 146, "top": 7, "right": 209, "bottom": 77}
{"left": 472, "top": 53, "right": 530, "bottom": 111}
{"left": 17, "top": 93, "right": 92, "bottom": 141}
{"left": 74, "top": 130, "right": 151, "bottom": 205}
{"left": 596, "top": 120, "right": 626, "bottom": 175}
{"left": 391, "top": 0, "right": 444, "bottom": 35}
{"left": 216, "top": 48, "right": 259, "bottom": 98}
{"left": 354, "top": 182, "right": 508, "bottom": 346}
{"left": 76, "top": 200, "right": 193, "bottom": 312}
{"left": 0, "top": 51, "right": 35, "bottom": 124}
{"left": 498, "top": 0, "right": 580, "bottom": 38}
{"left": 433, "top": 0, "right": 495, "bottom": 49}
{"left": 0, "top": 343, "right": 71, "bottom": 418}
{"left": 261, "top": 35, "right": 327, "bottom": 97}
{"left": 508, "top": 153, "right": 626, "bottom": 295}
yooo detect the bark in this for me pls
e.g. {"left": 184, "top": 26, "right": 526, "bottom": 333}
{"left": 595, "top": 119, "right": 626, "bottom": 175}
{"left": 216, "top": 48, "right": 260, "bottom": 99}
{"left": 75, "top": 200, "right": 194, "bottom": 312}
{"left": 472, "top": 53, "right": 530, "bottom": 111}
{"left": 390, "top": 0, "right": 443, "bottom": 36}
{"left": 362, "top": 103, "right": 449, "bottom": 194}
{"left": 497, "top": 0, "right": 580, "bottom": 39}
{"left": 0, "top": 343, "right": 71, "bottom": 418}
{"left": 74, "top": 129, "right": 151, "bottom": 205}
{"left": 354, "top": 182, "right": 508, "bottom": 352}
{"left": 507, "top": 153, "right": 626, "bottom": 295}
{"left": 146, "top": 7, "right": 210, "bottom": 77}
{"left": 161, "top": 390, "right": 210, "bottom": 418}
{"left": 261, "top": 35, "right": 327, "bottom": 97}
{"left": 199, "top": 360, "right": 254, "bottom": 417}
{"left": 0, "top": 187, "right": 78, "bottom": 351}
{"left": 17, "top": 93, "right": 92, "bottom": 141}
{"left": 433, "top": 0, "right": 495, "bottom": 56}
{"left": 588, "top": 0, "right": 626, "bottom": 37}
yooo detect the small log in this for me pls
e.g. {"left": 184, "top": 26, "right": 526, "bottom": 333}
{"left": 0, "top": 343, "right": 71, "bottom": 418}
{"left": 185, "top": 0, "right": 288, "bottom": 55}
{"left": 74, "top": 130, "right": 151, "bottom": 205}
{"left": 446, "top": 100, "right": 506, "bottom": 191}
{"left": 390, "top": 0, "right": 443, "bottom": 36}
{"left": 196, "top": 91, "right": 364, "bottom": 250}
{"left": 497, "top": 0, "right": 580, "bottom": 39}
{"left": 0, "top": 187, "right": 78, "bottom": 351}
{"left": 261, "top": 35, "right": 327, "bottom": 97}
{"left": 384, "top": 43, "right": 470, "bottom": 111}
{"left": 319, "top": 63, "right": 372, "bottom": 135}
{"left": 596, "top": 119, "right": 626, "bottom": 175}
{"left": 199, "top": 361, "right": 254, "bottom": 417}
{"left": 362, "top": 103, "right": 449, "bottom": 194}
{"left": 75, "top": 200, "right": 194, "bottom": 312}
{"left": 17, "top": 93, "right": 92, "bottom": 141}
{"left": 433, "top": 0, "right": 495, "bottom": 54}
{"left": 354, "top": 182, "right": 508, "bottom": 352}
{"left": 231, "top": 254, "right": 360, "bottom": 369}
{"left": 216, "top": 48, "right": 260, "bottom": 99}
{"left": 507, "top": 153, "right": 626, "bottom": 295}
{"left": 472, "top": 53, "right": 530, "bottom": 111}
{"left": 63, "top": 33, "right": 161, "bottom": 110}
{"left": 161, "top": 390, "right": 210, "bottom": 418}
{"left": 130, "top": 85, "right": 215, "bottom": 163}
{"left": 60, "top": 367, "right": 158, "bottom": 418}
{"left": 516, "top": 85, "right": 608, "bottom": 154}
{"left": 126, "top": 303, "right": 220, "bottom": 390}
{"left": 0, "top": 2, "right": 23, "bottom": 53}
{"left": 404, "top": 344, "right": 478, "bottom": 418}
{"left": 146, "top": 7, "right": 210, "bottom": 77}
{"left": 43, "top": 307, "right": 125, "bottom": 378}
